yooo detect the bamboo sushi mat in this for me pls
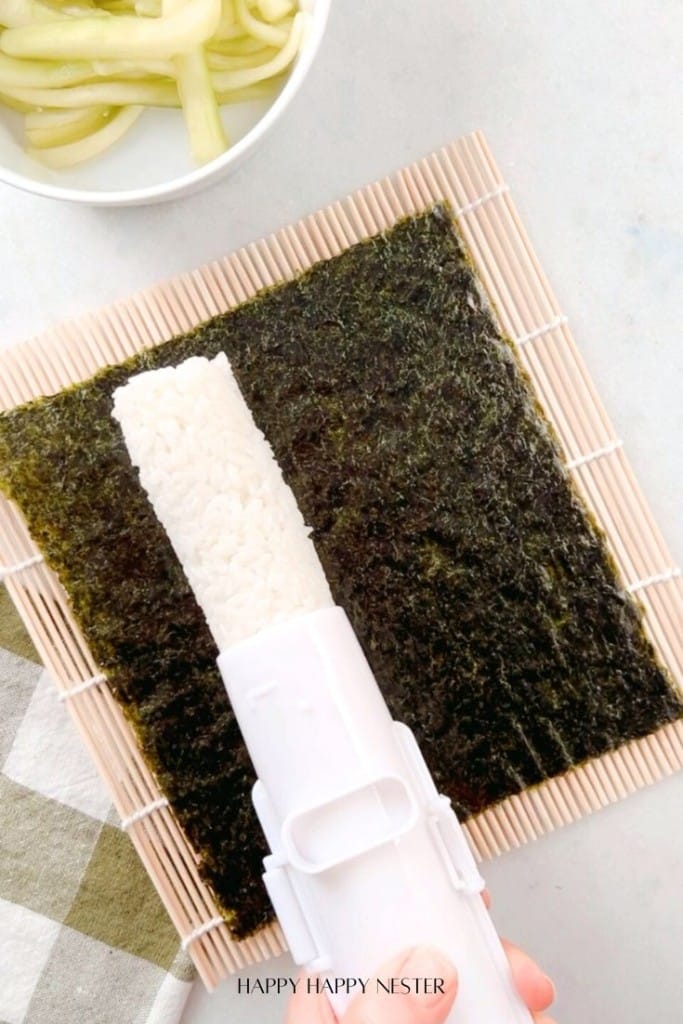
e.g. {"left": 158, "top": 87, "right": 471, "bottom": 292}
{"left": 1, "top": 131, "right": 682, "bottom": 989}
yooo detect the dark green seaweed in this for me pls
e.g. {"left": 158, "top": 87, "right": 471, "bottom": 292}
{"left": 0, "top": 209, "right": 680, "bottom": 936}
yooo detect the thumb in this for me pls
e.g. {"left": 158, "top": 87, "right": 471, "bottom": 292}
{"left": 342, "top": 947, "right": 458, "bottom": 1024}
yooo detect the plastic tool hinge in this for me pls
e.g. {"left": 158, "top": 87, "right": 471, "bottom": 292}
{"left": 428, "top": 796, "right": 485, "bottom": 895}
{"left": 394, "top": 721, "right": 485, "bottom": 896}
{"left": 262, "top": 856, "right": 325, "bottom": 967}
{"left": 255, "top": 780, "right": 330, "bottom": 969}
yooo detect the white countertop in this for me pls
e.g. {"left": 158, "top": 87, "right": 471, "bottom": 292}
{"left": 2, "top": 2, "right": 681, "bottom": 1022}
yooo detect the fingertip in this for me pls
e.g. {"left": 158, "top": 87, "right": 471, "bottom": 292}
{"left": 520, "top": 963, "right": 556, "bottom": 1012}
{"left": 398, "top": 945, "right": 459, "bottom": 1016}
{"left": 344, "top": 947, "right": 458, "bottom": 1024}
{"left": 503, "top": 941, "right": 556, "bottom": 1013}
{"left": 285, "top": 973, "right": 336, "bottom": 1024}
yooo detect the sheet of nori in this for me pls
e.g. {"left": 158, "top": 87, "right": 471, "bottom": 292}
{"left": 0, "top": 209, "right": 680, "bottom": 937}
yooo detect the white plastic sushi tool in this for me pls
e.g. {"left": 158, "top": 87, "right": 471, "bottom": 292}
{"left": 112, "top": 353, "right": 533, "bottom": 1024}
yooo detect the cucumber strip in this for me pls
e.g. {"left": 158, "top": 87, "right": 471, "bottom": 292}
{"left": 213, "top": 75, "right": 280, "bottom": 101}
{"left": 0, "top": 0, "right": 68, "bottom": 26}
{"left": 96, "top": 0, "right": 136, "bottom": 9}
{"left": 26, "top": 104, "right": 112, "bottom": 147}
{"left": 210, "top": 20, "right": 245, "bottom": 42}
{"left": 0, "top": 0, "right": 109, "bottom": 25}
{"left": 92, "top": 57, "right": 174, "bottom": 76}
{"left": 0, "top": 54, "right": 96, "bottom": 87}
{"left": 256, "top": 0, "right": 293, "bottom": 22}
{"left": 29, "top": 103, "right": 142, "bottom": 166}
{"left": 1, "top": 0, "right": 221, "bottom": 59}
{"left": 206, "top": 46, "right": 276, "bottom": 70}
{"left": 211, "top": 9, "right": 301, "bottom": 91}
{"left": 25, "top": 106, "right": 94, "bottom": 128}
{"left": 234, "top": 0, "right": 287, "bottom": 46}
{"left": 53, "top": 0, "right": 109, "bottom": 11}
{"left": 209, "top": 33, "right": 269, "bottom": 54}
{"left": 0, "top": 53, "right": 174, "bottom": 89}
{"left": 6, "top": 79, "right": 179, "bottom": 106}
{"left": 175, "top": 48, "right": 227, "bottom": 162}
{"left": 0, "top": 89, "right": 31, "bottom": 110}
{"left": 164, "top": 0, "right": 226, "bottom": 164}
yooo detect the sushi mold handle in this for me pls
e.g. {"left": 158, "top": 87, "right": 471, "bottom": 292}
{"left": 217, "top": 604, "right": 533, "bottom": 1022}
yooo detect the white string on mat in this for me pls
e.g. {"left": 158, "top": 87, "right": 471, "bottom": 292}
{"left": 181, "top": 916, "right": 224, "bottom": 951}
{"left": 455, "top": 183, "right": 510, "bottom": 218}
{"left": 627, "top": 568, "right": 682, "bottom": 595}
{"left": 515, "top": 315, "right": 569, "bottom": 348}
{"left": 0, "top": 552, "right": 44, "bottom": 581}
{"left": 58, "top": 673, "right": 107, "bottom": 701}
{"left": 566, "top": 439, "right": 624, "bottom": 471}
{"left": 121, "top": 797, "right": 170, "bottom": 831}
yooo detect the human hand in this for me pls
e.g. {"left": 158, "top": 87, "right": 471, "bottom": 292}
{"left": 285, "top": 941, "right": 557, "bottom": 1024}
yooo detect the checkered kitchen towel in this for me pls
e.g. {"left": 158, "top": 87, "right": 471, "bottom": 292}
{"left": 0, "top": 586, "right": 195, "bottom": 1024}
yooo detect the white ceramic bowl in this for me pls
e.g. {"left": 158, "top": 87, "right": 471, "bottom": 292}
{"left": 0, "top": 0, "right": 330, "bottom": 206}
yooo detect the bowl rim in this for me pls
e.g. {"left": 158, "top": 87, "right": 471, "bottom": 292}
{"left": 0, "top": 0, "right": 331, "bottom": 207}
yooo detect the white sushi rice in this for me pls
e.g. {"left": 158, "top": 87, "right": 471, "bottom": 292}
{"left": 112, "top": 353, "right": 334, "bottom": 651}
